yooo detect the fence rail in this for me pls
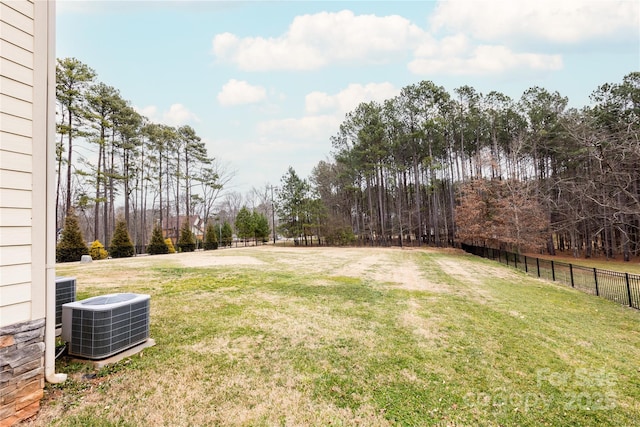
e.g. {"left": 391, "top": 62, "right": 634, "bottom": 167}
{"left": 461, "top": 244, "right": 640, "bottom": 310}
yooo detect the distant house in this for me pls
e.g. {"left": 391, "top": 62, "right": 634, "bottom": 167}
{"left": 162, "top": 215, "right": 205, "bottom": 242}
{"left": 0, "top": 1, "right": 66, "bottom": 425}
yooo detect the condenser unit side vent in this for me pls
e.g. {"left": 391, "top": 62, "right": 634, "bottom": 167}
{"left": 55, "top": 276, "right": 76, "bottom": 329}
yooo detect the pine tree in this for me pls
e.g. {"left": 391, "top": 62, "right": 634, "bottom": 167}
{"left": 56, "top": 210, "right": 89, "bottom": 263}
{"left": 147, "top": 225, "right": 168, "bottom": 255}
{"left": 165, "top": 238, "right": 176, "bottom": 254}
{"left": 221, "top": 221, "right": 233, "bottom": 247}
{"left": 177, "top": 220, "right": 196, "bottom": 252}
{"left": 253, "top": 211, "right": 270, "bottom": 242}
{"left": 235, "top": 206, "right": 255, "bottom": 241}
{"left": 89, "top": 240, "right": 108, "bottom": 260}
{"left": 110, "top": 218, "right": 135, "bottom": 258}
{"left": 204, "top": 222, "right": 218, "bottom": 250}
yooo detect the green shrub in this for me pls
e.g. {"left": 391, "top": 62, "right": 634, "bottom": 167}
{"left": 147, "top": 225, "right": 168, "bottom": 255}
{"left": 89, "top": 240, "right": 109, "bottom": 260}
{"left": 177, "top": 221, "right": 196, "bottom": 252}
{"left": 325, "top": 227, "right": 356, "bottom": 246}
{"left": 110, "top": 219, "right": 135, "bottom": 258}
{"left": 203, "top": 223, "right": 218, "bottom": 250}
{"left": 56, "top": 211, "right": 89, "bottom": 263}
{"left": 221, "top": 222, "right": 233, "bottom": 247}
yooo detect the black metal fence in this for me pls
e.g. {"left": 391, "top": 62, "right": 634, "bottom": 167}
{"left": 461, "top": 244, "right": 640, "bottom": 310}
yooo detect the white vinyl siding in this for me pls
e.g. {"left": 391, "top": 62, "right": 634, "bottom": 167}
{"left": 0, "top": 244, "right": 30, "bottom": 264}
{"left": 1, "top": 92, "right": 33, "bottom": 118}
{"left": 0, "top": 4, "right": 32, "bottom": 33}
{"left": 0, "top": 12, "right": 33, "bottom": 51}
{"left": 0, "top": 0, "right": 38, "bottom": 327}
{"left": 0, "top": 301, "right": 30, "bottom": 326}
{"left": 0, "top": 111, "right": 32, "bottom": 135}
{"left": 0, "top": 56, "right": 33, "bottom": 85}
{"left": 0, "top": 282, "right": 31, "bottom": 307}
{"left": 0, "top": 169, "right": 31, "bottom": 189}
{"left": 0, "top": 132, "right": 32, "bottom": 156}
{"left": 0, "top": 207, "right": 31, "bottom": 227}
{"left": 0, "top": 264, "right": 31, "bottom": 287}
{"left": 1, "top": 37, "right": 33, "bottom": 68}
{"left": 0, "top": 227, "right": 31, "bottom": 246}
{"left": 0, "top": 75, "right": 31, "bottom": 102}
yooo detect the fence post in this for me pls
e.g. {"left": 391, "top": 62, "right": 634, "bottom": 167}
{"left": 593, "top": 268, "right": 599, "bottom": 296}
{"left": 626, "top": 273, "right": 632, "bottom": 307}
{"left": 570, "top": 264, "right": 575, "bottom": 287}
{"left": 524, "top": 256, "right": 528, "bottom": 273}
{"left": 551, "top": 261, "right": 555, "bottom": 281}
{"left": 536, "top": 258, "right": 540, "bottom": 277}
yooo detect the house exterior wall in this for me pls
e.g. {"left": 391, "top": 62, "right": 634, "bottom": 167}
{"left": 1, "top": 0, "right": 55, "bottom": 425}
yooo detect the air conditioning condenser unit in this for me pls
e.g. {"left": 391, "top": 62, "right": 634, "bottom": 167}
{"left": 62, "top": 293, "right": 150, "bottom": 360}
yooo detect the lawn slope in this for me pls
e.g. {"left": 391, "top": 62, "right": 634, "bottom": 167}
{"left": 31, "top": 247, "right": 640, "bottom": 427}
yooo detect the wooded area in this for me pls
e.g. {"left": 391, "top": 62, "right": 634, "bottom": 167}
{"left": 56, "top": 57, "right": 638, "bottom": 259}
{"left": 56, "top": 58, "right": 233, "bottom": 248}
{"left": 280, "top": 73, "right": 640, "bottom": 259}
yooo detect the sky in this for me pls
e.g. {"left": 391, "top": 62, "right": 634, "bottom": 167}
{"left": 56, "top": 0, "right": 640, "bottom": 195}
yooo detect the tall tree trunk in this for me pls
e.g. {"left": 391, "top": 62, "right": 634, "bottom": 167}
{"left": 377, "top": 165, "right": 385, "bottom": 243}
{"left": 366, "top": 175, "right": 374, "bottom": 243}
{"left": 175, "top": 150, "right": 181, "bottom": 243}
{"left": 159, "top": 151, "right": 163, "bottom": 236}
{"left": 65, "top": 113, "right": 73, "bottom": 214}
{"left": 94, "top": 134, "right": 103, "bottom": 241}
{"left": 56, "top": 131, "right": 64, "bottom": 231}
{"left": 124, "top": 145, "right": 130, "bottom": 228}
{"left": 109, "top": 133, "right": 115, "bottom": 242}
{"left": 102, "top": 139, "right": 108, "bottom": 246}
{"left": 413, "top": 152, "right": 422, "bottom": 246}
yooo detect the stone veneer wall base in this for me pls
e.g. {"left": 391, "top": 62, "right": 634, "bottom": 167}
{"left": 0, "top": 319, "right": 46, "bottom": 427}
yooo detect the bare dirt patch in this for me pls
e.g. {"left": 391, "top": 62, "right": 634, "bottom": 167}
{"left": 175, "top": 252, "right": 265, "bottom": 268}
{"left": 432, "top": 257, "right": 512, "bottom": 302}
{"left": 399, "top": 298, "right": 445, "bottom": 345}
{"left": 330, "top": 248, "right": 450, "bottom": 293}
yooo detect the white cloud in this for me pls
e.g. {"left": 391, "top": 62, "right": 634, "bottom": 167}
{"left": 430, "top": 0, "right": 639, "bottom": 44}
{"left": 217, "top": 79, "right": 267, "bottom": 106}
{"left": 212, "top": 10, "right": 424, "bottom": 71}
{"left": 257, "top": 115, "right": 341, "bottom": 142}
{"left": 135, "top": 103, "right": 199, "bottom": 126}
{"left": 163, "top": 104, "right": 200, "bottom": 126}
{"left": 137, "top": 105, "right": 158, "bottom": 120}
{"left": 305, "top": 83, "right": 400, "bottom": 115}
{"left": 409, "top": 43, "right": 563, "bottom": 76}
{"left": 211, "top": 7, "right": 581, "bottom": 78}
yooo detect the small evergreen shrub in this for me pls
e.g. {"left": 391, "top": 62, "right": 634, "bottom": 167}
{"left": 89, "top": 240, "right": 109, "bottom": 260}
{"left": 110, "top": 219, "right": 135, "bottom": 258}
{"left": 56, "top": 211, "right": 89, "bottom": 263}
{"left": 325, "top": 227, "right": 356, "bottom": 246}
{"left": 204, "top": 223, "right": 218, "bottom": 250}
{"left": 177, "top": 221, "right": 196, "bottom": 252}
{"left": 221, "top": 222, "right": 233, "bottom": 247}
{"left": 165, "top": 238, "right": 176, "bottom": 254}
{"left": 147, "top": 225, "right": 168, "bottom": 255}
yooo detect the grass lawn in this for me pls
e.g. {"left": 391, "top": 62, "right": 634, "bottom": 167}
{"left": 29, "top": 246, "right": 640, "bottom": 426}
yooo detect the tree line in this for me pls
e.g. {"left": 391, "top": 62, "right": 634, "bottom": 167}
{"left": 57, "top": 56, "right": 638, "bottom": 259}
{"left": 276, "top": 73, "right": 639, "bottom": 259}
{"left": 56, "top": 58, "right": 232, "bottom": 249}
